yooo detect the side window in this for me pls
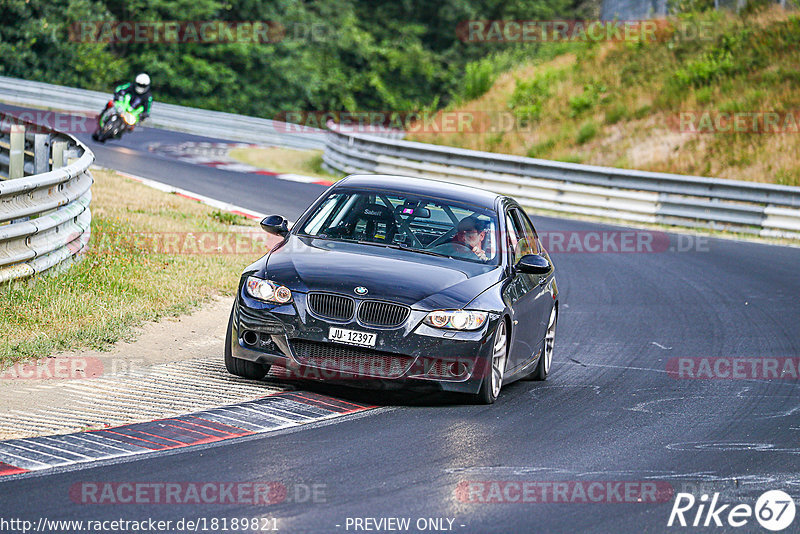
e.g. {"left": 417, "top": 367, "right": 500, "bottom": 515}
{"left": 505, "top": 211, "right": 526, "bottom": 264}
{"left": 504, "top": 213, "right": 517, "bottom": 263}
{"left": 515, "top": 209, "right": 540, "bottom": 254}
{"left": 509, "top": 209, "right": 535, "bottom": 262}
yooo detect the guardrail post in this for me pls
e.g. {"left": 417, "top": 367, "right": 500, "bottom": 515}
{"left": 34, "top": 133, "right": 51, "bottom": 173}
{"left": 65, "top": 146, "right": 80, "bottom": 166}
{"left": 9, "top": 124, "right": 24, "bottom": 179}
{"left": 52, "top": 141, "right": 66, "bottom": 169}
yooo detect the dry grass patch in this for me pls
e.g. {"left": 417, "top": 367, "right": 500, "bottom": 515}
{"left": 0, "top": 168, "right": 274, "bottom": 367}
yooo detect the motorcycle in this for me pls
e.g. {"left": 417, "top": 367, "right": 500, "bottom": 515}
{"left": 92, "top": 94, "right": 143, "bottom": 143}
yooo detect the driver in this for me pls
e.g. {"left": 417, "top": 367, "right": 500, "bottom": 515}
{"left": 446, "top": 216, "right": 489, "bottom": 261}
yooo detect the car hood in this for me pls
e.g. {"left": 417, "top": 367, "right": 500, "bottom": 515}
{"left": 258, "top": 236, "right": 502, "bottom": 310}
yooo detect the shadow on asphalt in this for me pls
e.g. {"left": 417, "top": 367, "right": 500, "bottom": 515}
{"left": 260, "top": 373, "right": 477, "bottom": 407}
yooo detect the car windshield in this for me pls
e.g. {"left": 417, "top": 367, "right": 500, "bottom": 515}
{"left": 297, "top": 190, "right": 500, "bottom": 264}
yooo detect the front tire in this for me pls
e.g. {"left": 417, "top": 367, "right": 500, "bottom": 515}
{"left": 224, "top": 306, "right": 270, "bottom": 380}
{"left": 474, "top": 319, "right": 508, "bottom": 404}
{"left": 532, "top": 306, "right": 556, "bottom": 381}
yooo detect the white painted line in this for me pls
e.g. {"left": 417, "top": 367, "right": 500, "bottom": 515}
{"left": 278, "top": 173, "right": 324, "bottom": 183}
{"left": 0, "top": 448, "right": 53, "bottom": 469}
{"left": 71, "top": 434, "right": 142, "bottom": 454}
{"left": 201, "top": 408, "right": 286, "bottom": 431}
{"left": 17, "top": 439, "right": 93, "bottom": 460}
{"left": 43, "top": 435, "right": 120, "bottom": 457}
{"left": 241, "top": 401, "right": 317, "bottom": 420}
{"left": 2, "top": 442, "right": 75, "bottom": 463}
{"left": 233, "top": 405, "right": 298, "bottom": 424}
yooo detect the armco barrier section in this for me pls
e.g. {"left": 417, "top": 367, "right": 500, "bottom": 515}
{"left": 322, "top": 122, "right": 800, "bottom": 239}
{"left": 0, "top": 112, "right": 93, "bottom": 282}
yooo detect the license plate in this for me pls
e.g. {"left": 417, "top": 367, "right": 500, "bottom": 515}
{"left": 328, "top": 327, "right": 376, "bottom": 348}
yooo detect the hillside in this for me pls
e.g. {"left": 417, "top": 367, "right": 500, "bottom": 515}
{"left": 0, "top": 0, "right": 597, "bottom": 119}
{"left": 408, "top": 7, "right": 800, "bottom": 186}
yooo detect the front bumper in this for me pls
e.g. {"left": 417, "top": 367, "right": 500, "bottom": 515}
{"left": 229, "top": 290, "right": 499, "bottom": 395}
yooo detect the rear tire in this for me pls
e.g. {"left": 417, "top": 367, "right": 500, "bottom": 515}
{"left": 532, "top": 306, "right": 556, "bottom": 381}
{"left": 224, "top": 306, "right": 269, "bottom": 380}
{"left": 473, "top": 319, "right": 508, "bottom": 404}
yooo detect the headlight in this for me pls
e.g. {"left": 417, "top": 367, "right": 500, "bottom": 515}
{"left": 245, "top": 276, "right": 292, "bottom": 304}
{"left": 122, "top": 111, "right": 136, "bottom": 125}
{"left": 424, "top": 310, "right": 488, "bottom": 331}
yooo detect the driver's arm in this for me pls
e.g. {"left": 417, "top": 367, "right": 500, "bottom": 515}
{"left": 141, "top": 96, "right": 153, "bottom": 119}
{"left": 113, "top": 82, "right": 131, "bottom": 100}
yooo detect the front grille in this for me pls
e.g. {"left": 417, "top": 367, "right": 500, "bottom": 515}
{"left": 307, "top": 292, "right": 354, "bottom": 321}
{"left": 291, "top": 340, "right": 412, "bottom": 378}
{"left": 357, "top": 300, "right": 410, "bottom": 327}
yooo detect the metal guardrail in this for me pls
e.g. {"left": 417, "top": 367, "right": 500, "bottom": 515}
{"left": 0, "top": 76, "right": 326, "bottom": 151}
{"left": 0, "top": 112, "right": 93, "bottom": 283}
{"left": 323, "top": 122, "right": 800, "bottom": 239}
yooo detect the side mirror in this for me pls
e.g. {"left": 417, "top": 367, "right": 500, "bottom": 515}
{"left": 515, "top": 254, "right": 550, "bottom": 275}
{"left": 261, "top": 215, "right": 289, "bottom": 237}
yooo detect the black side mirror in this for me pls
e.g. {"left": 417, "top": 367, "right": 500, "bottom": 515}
{"left": 261, "top": 215, "right": 289, "bottom": 237}
{"left": 515, "top": 254, "right": 550, "bottom": 275}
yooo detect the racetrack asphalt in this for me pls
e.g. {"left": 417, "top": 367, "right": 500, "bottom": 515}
{"left": 1, "top": 103, "right": 798, "bottom": 533}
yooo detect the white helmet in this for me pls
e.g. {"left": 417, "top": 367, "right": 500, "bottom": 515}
{"left": 134, "top": 73, "right": 150, "bottom": 94}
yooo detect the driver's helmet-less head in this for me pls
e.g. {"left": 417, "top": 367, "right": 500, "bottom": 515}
{"left": 457, "top": 216, "right": 487, "bottom": 234}
{"left": 134, "top": 73, "right": 151, "bottom": 94}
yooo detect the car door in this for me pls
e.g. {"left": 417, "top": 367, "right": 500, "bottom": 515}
{"left": 502, "top": 207, "right": 541, "bottom": 373}
{"left": 514, "top": 208, "right": 553, "bottom": 364}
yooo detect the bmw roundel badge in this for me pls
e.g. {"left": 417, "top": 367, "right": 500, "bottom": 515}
{"left": 354, "top": 286, "right": 368, "bottom": 296}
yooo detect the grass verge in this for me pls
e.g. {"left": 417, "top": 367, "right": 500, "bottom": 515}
{"left": 409, "top": 7, "right": 800, "bottom": 186}
{"left": 0, "top": 168, "right": 272, "bottom": 367}
{"left": 227, "top": 146, "right": 340, "bottom": 180}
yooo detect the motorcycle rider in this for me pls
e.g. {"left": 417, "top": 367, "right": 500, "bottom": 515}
{"left": 93, "top": 73, "right": 153, "bottom": 140}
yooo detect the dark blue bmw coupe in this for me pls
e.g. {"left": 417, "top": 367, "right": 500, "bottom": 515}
{"left": 225, "top": 174, "right": 558, "bottom": 403}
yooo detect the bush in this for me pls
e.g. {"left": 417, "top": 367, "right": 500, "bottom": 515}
{"left": 671, "top": 32, "right": 747, "bottom": 89}
{"left": 458, "top": 59, "right": 496, "bottom": 102}
{"left": 634, "top": 105, "right": 653, "bottom": 119}
{"left": 576, "top": 121, "right": 598, "bottom": 144}
{"left": 508, "top": 69, "right": 561, "bottom": 125}
{"left": 557, "top": 154, "right": 584, "bottom": 164}
{"left": 604, "top": 103, "right": 628, "bottom": 125}
{"left": 526, "top": 138, "right": 556, "bottom": 158}
{"left": 673, "top": 49, "right": 735, "bottom": 87}
{"left": 695, "top": 86, "right": 713, "bottom": 104}
{"left": 569, "top": 83, "right": 607, "bottom": 117}
{"left": 210, "top": 210, "right": 247, "bottom": 225}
